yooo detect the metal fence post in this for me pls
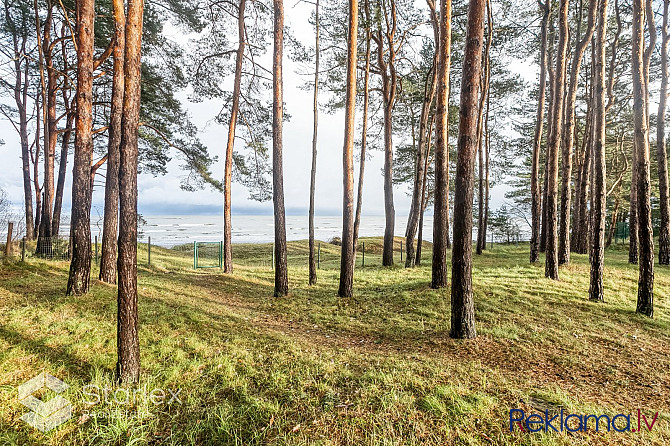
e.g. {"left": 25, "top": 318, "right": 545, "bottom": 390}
{"left": 21, "top": 236, "right": 26, "bottom": 262}
{"left": 148, "top": 236, "right": 152, "bottom": 265}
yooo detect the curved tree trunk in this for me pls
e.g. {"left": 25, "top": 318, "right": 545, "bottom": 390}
{"left": 531, "top": 1, "right": 550, "bottom": 263}
{"left": 67, "top": 0, "right": 95, "bottom": 295}
{"left": 272, "top": 0, "right": 288, "bottom": 297}
{"left": 223, "top": 0, "right": 247, "bottom": 275}
{"left": 338, "top": 0, "right": 359, "bottom": 298}
{"left": 450, "top": 0, "right": 484, "bottom": 339}
{"left": 431, "top": 0, "right": 453, "bottom": 288}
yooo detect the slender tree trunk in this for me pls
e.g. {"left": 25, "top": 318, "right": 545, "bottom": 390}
{"left": 272, "top": 0, "right": 288, "bottom": 297}
{"left": 33, "top": 99, "right": 41, "bottom": 240}
{"left": 629, "top": 139, "right": 639, "bottom": 263}
{"left": 483, "top": 90, "right": 490, "bottom": 249}
{"left": 308, "top": 0, "right": 319, "bottom": 285}
{"left": 540, "top": 16, "right": 556, "bottom": 255}
{"left": 338, "top": 0, "right": 358, "bottom": 298}
{"left": 406, "top": 1, "right": 438, "bottom": 267}
{"left": 66, "top": 0, "right": 95, "bottom": 295}
{"left": 100, "top": 0, "right": 126, "bottom": 284}
{"left": 606, "top": 198, "right": 619, "bottom": 248}
{"left": 353, "top": 0, "right": 371, "bottom": 253}
{"left": 476, "top": 0, "right": 491, "bottom": 256}
{"left": 450, "top": 0, "right": 484, "bottom": 339}
{"left": 116, "top": 0, "right": 145, "bottom": 384}
{"left": 531, "top": 1, "right": 550, "bottom": 263}
{"left": 431, "top": 0, "right": 453, "bottom": 288}
{"left": 632, "top": 0, "right": 654, "bottom": 316}
{"left": 560, "top": 0, "right": 597, "bottom": 265}
{"left": 223, "top": 0, "right": 247, "bottom": 275}
{"left": 657, "top": 0, "right": 670, "bottom": 265}
{"left": 589, "top": 0, "right": 608, "bottom": 302}
{"left": 417, "top": 117, "right": 434, "bottom": 265}
{"left": 544, "top": 0, "right": 569, "bottom": 280}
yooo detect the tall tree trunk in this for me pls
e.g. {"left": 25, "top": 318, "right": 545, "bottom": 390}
{"left": 417, "top": 116, "right": 435, "bottom": 265}
{"left": 431, "top": 0, "right": 453, "bottom": 288}
{"left": 309, "top": 0, "right": 319, "bottom": 285}
{"left": 353, "top": 0, "right": 372, "bottom": 253}
{"left": 544, "top": 0, "right": 569, "bottom": 280}
{"left": 589, "top": 0, "right": 608, "bottom": 302}
{"left": 632, "top": 0, "right": 654, "bottom": 316}
{"left": 476, "top": 0, "right": 491, "bottom": 256}
{"left": 629, "top": 138, "right": 639, "bottom": 263}
{"left": 338, "top": 0, "right": 358, "bottom": 298}
{"left": 531, "top": 1, "right": 550, "bottom": 263}
{"left": 272, "top": 0, "right": 288, "bottom": 297}
{"left": 450, "top": 0, "right": 484, "bottom": 339}
{"left": 540, "top": 15, "right": 556, "bottom": 255}
{"left": 559, "top": 0, "right": 597, "bottom": 265}
{"left": 66, "top": 0, "right": 95, "bottom": 295}
{"left": 406, "top": 0, "right": 438, "bottom": 268}
{"left": 116, "top": 0, "right": 145, "bottom": 384}
{"left": 223, "top": 0, "right": 247, "bottom": 275}
{"left": 657, "top": 0, "right": 670, "bottom": 265}
{"left": 100, "top": 0, "right": 126, "bottom": 284}
{"left": 33, "top": 98, "right": 41, "bottom": 240}
{"left": 606, "top": 198, "right": 619, "bottom": 248}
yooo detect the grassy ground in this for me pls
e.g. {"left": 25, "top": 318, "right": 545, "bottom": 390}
{"left": 0, "top": 238, "right": 668, "bottom": 445}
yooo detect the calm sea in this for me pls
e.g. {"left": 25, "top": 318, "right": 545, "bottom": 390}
{"left": 131, "top": 215, "right": 434, "bottom": 247}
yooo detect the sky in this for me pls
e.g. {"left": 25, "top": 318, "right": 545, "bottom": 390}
{"left": 0, "top": 2, "right": 531, "bottom": 221}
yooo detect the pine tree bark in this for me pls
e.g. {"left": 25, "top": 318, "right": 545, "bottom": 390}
{"left": 100, "top": 0, "right": 126, "bottom": 284}
{"left": 657, "top": 0, "right": 670, "bottom": 265}
{"left": 629, "top": 139, "right": 639, "bottom": 263}
{"left": 559, "top": 0, "right": 597, "bottom": 265}
{"left": 66, "top": 0, "right": 95, "bottom": 295}
{"left": 531, "top": 1, "right": 550, "bottom": 263}
{"left": 116, "top": 0, "right": 145, "bottom": 384}
{"left": 309, "top": 0, "right": 319, "bottom": 285}
{"left": 431, "top": 0, "right": 453, "bottom": 288}
{"left": 272, "top": 0, "right": 289, "bottom": 297}
{"left": 353, "top": 0, "right": 371, "bottom": 253}
{"left": 544, "top": 0, "right": 569, "bottom": 280}
{"left": 338, "top": 0, "right": 358, "bottom": 298}
{"left": 223, "top": 0, "right": 247, "bottom": 275}
{"left": 632, "top": 0, "right": 654, "bottom": 316}
{"left": 450, "top": 0, "right": 484, "bottom": 339}
{"left": 589, "top": 0, "right": 608, "bottom": 303}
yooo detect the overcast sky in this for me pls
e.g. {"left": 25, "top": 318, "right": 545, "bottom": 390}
{"left": 0, "top": 3, "right": 530, "bottom": 220}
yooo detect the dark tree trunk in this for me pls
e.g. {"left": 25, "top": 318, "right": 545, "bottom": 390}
{"left": 352, "top": 0, "right": 371, "bottom": 253}
{"left": 431, "top": 0, "right": 452, "bottom": 288}
{"left": 309, "top": 0, "right": 319, "bottom": 285}
{"left": 450, "top": 0, "right": 484, "bottom": 339}
{"left": 560, "top": 0, "right": 597, "bottom": 265}
{"left": 338, "top": 0, "right": 358, "bottom": 298}
{"left": 116, "top": 0, "right": 145, "bottom": 384}
{"left": 544, "top": 0, "right": 569, "bottom": 280}
{"left": 632, "top": 0, "right": 654, "bottom": 316}
{"left": 66, "top": 0, "right": 95, "bottom": 295}
{"left": 657, "top": 0, "right": 670, "bottom": 265}
{"left": 606, "top": 200, "right": 618, "bottom": 248}
{"left": 223, "top": 0, "right": 247, "bottom": 275}
{"left": 589, "top": 0, "right": 608, "bottom": 303}
{"left": 272, "top": 0, "right": 288, "bottom": 297}
{"left": 629, "top": 139, "right": 639, "bottom": 263}
{"left": 531, "top": 1, "right": 550, "bottom": 263}
{"left": 100, "top": 0, "right": 125, "bottom": 284}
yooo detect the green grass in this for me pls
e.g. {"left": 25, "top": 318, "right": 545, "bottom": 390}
{"left": 0, "top": 238, "right": 669, "bottom": 445}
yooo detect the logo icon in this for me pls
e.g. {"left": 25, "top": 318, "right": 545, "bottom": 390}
{"left": 18, "top": 372, "right": 72, "bottom": 432}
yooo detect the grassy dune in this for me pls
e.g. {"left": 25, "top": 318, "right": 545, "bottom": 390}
{"left": 0, "top": 238, "right": 668, "bottom": 445}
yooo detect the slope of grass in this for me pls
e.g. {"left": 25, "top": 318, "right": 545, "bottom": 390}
{"left": 0, "top": 239, "right": 668, "bottom": 445}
